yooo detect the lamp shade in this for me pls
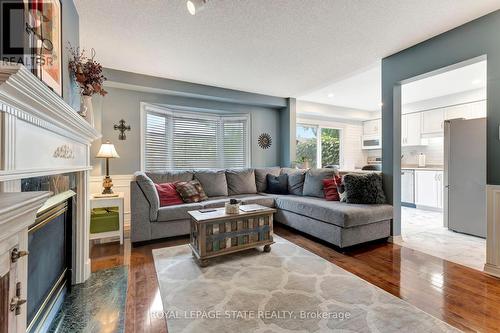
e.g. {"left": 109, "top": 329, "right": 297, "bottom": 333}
{"left": 96, "top": 141, "right": 120, "bottom": 158}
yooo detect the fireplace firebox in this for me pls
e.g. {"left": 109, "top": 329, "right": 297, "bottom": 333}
{"left": 21, "top": 174, "right": 76, "bottom": 332}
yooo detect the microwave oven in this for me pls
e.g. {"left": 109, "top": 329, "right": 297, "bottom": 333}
{"left": 362, "top": 135, "right": 381, "bottom": 150}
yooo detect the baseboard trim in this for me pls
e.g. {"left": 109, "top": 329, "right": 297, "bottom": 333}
{"left": 484, "top": 263, "right": 500, "bottom": 278}
{"left": 388, "top": 235, "right": 403, "bottom": 243}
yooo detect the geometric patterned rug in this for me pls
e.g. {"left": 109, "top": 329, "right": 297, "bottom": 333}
{"left": 153, "top": 236, "right": 460, "bottom": 333}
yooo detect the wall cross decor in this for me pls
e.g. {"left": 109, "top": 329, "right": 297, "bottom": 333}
{"left": 114, "top": 119, "right": 131, "bottom": 140}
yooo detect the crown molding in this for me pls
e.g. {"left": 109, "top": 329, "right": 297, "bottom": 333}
{"left": 0, "top": 63, "right": 101, "bottom": 144}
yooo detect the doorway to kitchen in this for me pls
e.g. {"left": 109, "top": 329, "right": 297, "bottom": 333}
{"left": 395, "top": 58, "right": 487, "bottom": 271}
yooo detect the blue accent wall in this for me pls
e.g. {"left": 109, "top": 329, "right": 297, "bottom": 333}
{"left": 61, "top": 0, "right": 80, "bottom": 110}
{"left": 382, "top": 9, "right": 500, "bottom": 235}
{"left": 92, "top": 69, "right": 288, "bottom": 175}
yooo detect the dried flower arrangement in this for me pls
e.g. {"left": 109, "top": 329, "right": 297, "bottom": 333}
{"left": 68, "top": 44, "right": 107, "bottom": 97}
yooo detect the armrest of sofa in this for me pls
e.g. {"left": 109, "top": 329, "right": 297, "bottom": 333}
{"left": 130, "top": 180, "right": 153, "bottom": 243}
{"left": 133, "top": 171, "right": 160, "bottom": 221}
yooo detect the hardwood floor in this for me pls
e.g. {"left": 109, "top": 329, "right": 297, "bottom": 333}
{"left": 90, "top": 225, "right": 500, "bottom": 333}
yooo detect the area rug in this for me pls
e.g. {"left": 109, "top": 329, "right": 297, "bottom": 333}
{"left": 48, "top": 266, "right": 127, "bottom": 333}
{"left": 153, "top": 236, "right": 460, "bottom": 333}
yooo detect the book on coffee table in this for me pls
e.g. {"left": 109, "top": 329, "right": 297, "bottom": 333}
{"left": 239, "top": 204, "right": 267, "bottom": 212}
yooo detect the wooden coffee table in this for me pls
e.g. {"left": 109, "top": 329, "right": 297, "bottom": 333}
{"left": 188, "top": 205, "right": 276, "bottom": 266}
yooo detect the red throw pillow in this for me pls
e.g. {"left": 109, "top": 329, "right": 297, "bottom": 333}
{"left": 323, "top": 176, "right": 342, "bottom": 201}
{"left": 154, "top": 182, "right": 184, "bottom": 207}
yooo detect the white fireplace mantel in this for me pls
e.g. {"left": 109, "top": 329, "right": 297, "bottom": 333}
{"left": 0, "top": 62, "right": 101, "bottom": 284}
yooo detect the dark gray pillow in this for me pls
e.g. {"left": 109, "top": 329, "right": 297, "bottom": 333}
{"left": 342, "top": 173, "right": 386, "bottom": 204}
{"left": 280, "top": 168, "right": 306, "bottom": 195}
{"left": 226, "top": 169, "right": 257, "bottom": 195}
{"left": 302, "top": 168, "right": 338, "bottom": 198}
{"left": 266, "top": 174, "right": 288, "bottom": 194}
{"left": 194, "top": 170, "right": 228, "bottom": 197}
{"left": 254, "top": 167, "right": 281, "bottom": 192}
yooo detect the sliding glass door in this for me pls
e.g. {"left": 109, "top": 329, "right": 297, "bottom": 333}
{"left": 296, "top": 124, "right": 342, "bottom": 168}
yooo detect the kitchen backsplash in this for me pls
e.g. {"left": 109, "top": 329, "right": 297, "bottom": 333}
{"left": 366, "top": 137, "right": 444, "bottom": 166}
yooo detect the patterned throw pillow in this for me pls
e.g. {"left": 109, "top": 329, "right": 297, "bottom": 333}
{"left": 176, "top": 180, "right": 208, "bottom": 203}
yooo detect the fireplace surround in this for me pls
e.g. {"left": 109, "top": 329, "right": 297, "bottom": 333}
{"left": 0, "top": 63, "right": 100, "bottom": 332}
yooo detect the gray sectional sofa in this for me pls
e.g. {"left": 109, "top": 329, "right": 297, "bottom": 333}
{"left": 130, "top": 167, "right": 393, "bottom": 248}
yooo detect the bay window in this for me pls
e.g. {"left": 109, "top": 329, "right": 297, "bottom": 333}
{"left": 142, "top": 105, "right": 250, "bottom": 171}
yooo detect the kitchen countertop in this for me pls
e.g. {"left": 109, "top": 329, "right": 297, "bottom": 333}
{"left": 401, "top": 165, "right": 444, "bottom": 171}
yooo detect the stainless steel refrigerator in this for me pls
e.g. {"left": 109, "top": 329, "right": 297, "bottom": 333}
{"left": 444, "top": 118, "right": 486, "bottom": 238}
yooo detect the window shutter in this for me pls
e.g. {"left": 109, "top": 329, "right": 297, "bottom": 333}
{"left": 145, "top": 112, "right": 170, "bottom": 172}
{"left": 172, "top": 115, "right": 219, "bottom": 169}
{"left": 222, "top": 118, "right": 248, "bottom": 168}
{"left": 143, "top": 107, "right": 250, "bottom": 171}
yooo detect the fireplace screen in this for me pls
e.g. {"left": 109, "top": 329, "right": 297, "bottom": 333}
{"left": 21, "top": 173, "right": 76, "bottom": 332}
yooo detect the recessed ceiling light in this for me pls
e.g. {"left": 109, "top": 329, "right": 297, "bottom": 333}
{"left": 472, "top": 79, "right": 482, "bottom": 85}
{"left": 327, "top": 93, "right": 335, "bottom": 98}
{"left": 187, "top": 0, "right": 207, "bottom": 15}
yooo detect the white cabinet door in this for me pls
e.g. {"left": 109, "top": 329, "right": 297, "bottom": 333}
{"left": 422, "top": 109, "right": 445, "bottom": 136}
{"left": 401, "top": 115, "right": 408, "bottom": 146}
{"left": 406, "top": 113, "right": 423, "bottom": 146}
{"left": 363, "top": 119, "right": 381, "bottom": 137}
{"left": 415, "top": 170, "right": 442, "bottom": 209}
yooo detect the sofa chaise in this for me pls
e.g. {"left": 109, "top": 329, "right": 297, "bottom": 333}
{"left": 130, "top": 167, "right": 393, "bottom": 248}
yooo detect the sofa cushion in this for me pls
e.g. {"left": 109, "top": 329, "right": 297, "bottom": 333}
{"left": 302, "top": 168, "right": 338, "bottom": 198}
{"left": 201, "top": 194, "right": 275, "bottom": 209}
{"left": 226, "top": 169, "right": 257, "bottom": 195}
{"left": 194, "top": 170, "right": 228, "bottom": 197}
{"left": 266, "top": 174, "right": 288, "bottom": 194}
{"left": 134, "top": 171, "right": 160, "bottom": 221}
{"left": 275, "top": 195, "right": 392, "bottom": 228}
{"left": 146, "top": 170, "right": 193, "bottom": 184}
{"left": 342, "top": 173, "right": 387, "bottom": 204}
{"left": 157, "top": 202, "right": 204, "bottom": 222}
{"left": 176, "top": 180, "right": 208, "bottom": 203}
{"left": 254, "top": 167, "right": 281, "bottom": 192}
{"left": 281, "top": 168, "right": 306, "bottom": 195}
{"left": 154, "top": 182, "right": 184, "bottom": 207}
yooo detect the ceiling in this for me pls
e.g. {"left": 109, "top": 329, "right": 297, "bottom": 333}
{"left": 74, "top": 0, "right": 499, "bottom": 98}
{"left": 402, "top": 60, "right": 487, "bottom": 104}
{"left": 299, "top": 65, "right": 381, "bottom": 111}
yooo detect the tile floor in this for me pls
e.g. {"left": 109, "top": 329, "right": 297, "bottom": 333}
{"left": 395, "top": 207, "right": 486, "bottom": 271}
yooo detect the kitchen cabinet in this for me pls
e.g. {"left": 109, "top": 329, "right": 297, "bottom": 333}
{"left": 415, "top": 170, "right": 443, "bottom": 209}
{"left": 401, "top": 169, "right": 415, "bottom": 205}
{"left": 363, "top": 119, "right": 381, "bottom": 137}
{"left": 421, "top": 109, "right": 445, "bottom": 136}
{"left": 402, "top": 113, "right": 426, "bottom": 146}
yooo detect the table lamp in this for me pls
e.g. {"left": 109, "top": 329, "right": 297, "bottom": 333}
{"left": 96, "top": 141, "right": 120, "bottom": 195}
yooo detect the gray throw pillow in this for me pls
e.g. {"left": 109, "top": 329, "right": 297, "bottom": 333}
{"left": 194, "top": 170, "right": 228, "bottom": 197}
{"left": 342, "top": 173, "right": 386, "bottom": 204}
{"left": 226, "top": 169, "right": 257, "bottom": 195}
{"left": 280, "top": 168, "right": 306, "bottom": 195}
{"left": 254, "top": 167, "right": 281, "bottom": 192}
{"left": 302, "top": 168, "right": 338, "bottom": 198}
{"left": 134, "top": 171, "right": 160, "bottom": 221}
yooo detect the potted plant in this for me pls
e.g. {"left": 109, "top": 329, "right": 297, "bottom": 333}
{"left": 68, "top": 45, "right": 107, "bottom": 126}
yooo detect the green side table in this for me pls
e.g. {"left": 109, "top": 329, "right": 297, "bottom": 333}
{"left": 89, "top": 193, "right": 124, "bottom": 244}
